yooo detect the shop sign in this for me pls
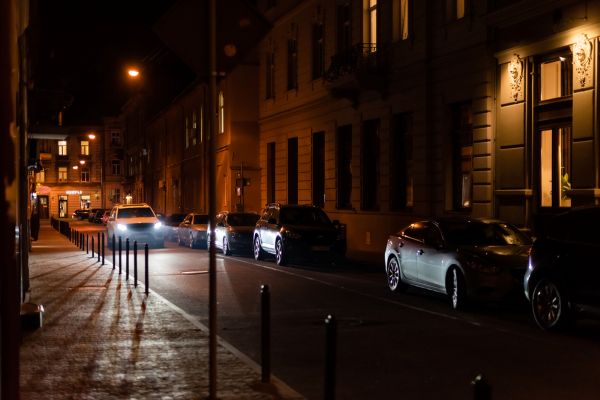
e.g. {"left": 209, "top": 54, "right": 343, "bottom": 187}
{"left": 66, "top": 190, "right": 82, "bottom": 195}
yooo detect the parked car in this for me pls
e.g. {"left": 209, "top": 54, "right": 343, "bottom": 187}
{"left": 524, "top": 206, "right": 600, "bottom": 331}
{"left": 100, "top": 210, "right": 111, "bottom": 225}
{"left": 71, "top": 209, "right": 91, "bottom": 220}
{"left": 106, "top": 203, "right": 164, "bottom": 248}
{"left": 253, "top": 203, "right": 346, "bottom": 266}
{"left": 208, "top": 211, "right": 260, "bottom": 255}
{"left": 384, "top": 216, "right": 532, "bottom": 310}
{"left": 90, "top": 208, "right": 106, "bottom": 223}
{"left": 163, "top": 213, "right": 187, "bottom": 242}
{"left": 177, "top": 213, "right": 209, "bottom": 249}
{"left": 87, "top": 208, "right": 103, "bottom": 222}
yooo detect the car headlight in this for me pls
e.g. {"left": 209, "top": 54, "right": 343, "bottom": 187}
{"left": 154, "top": 222, "right": 162, "bottom": 230}
{"left": 117, "top": 224, "right": 128, "bottom": 232}
{"left": 464, "top": 258, "right": 500, "bottom": 275}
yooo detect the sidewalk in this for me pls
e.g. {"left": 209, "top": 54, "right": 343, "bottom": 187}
{"left": 20, "top": 222, "right": 304, "bottom": 400}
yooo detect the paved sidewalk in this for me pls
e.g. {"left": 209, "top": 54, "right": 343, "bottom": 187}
{"left": 20, "top": 222, "right": 304, "bottom": 400}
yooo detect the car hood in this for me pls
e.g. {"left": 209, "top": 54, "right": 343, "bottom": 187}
{"left": 457, "top": 245, "right": 531, "bottom": 269}
{"left": 117, "top": 217, "right": 159, "bottom": 224}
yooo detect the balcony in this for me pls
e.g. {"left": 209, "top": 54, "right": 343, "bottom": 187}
{"left": 323, "top": 43, "right": 389, "bottom": 106}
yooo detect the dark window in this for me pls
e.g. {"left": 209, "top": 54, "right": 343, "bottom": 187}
{"left": 112, "top": 160, "right": 121, "bottom": 176}
{"left": 313, "top": 132, "right": 325, "bottom": 207}
{"left": 336, "top": 3, "right": 352, "bottom": 53}
{"left": 390, "top": 113, "right": 413, "bottom": 210}
{"left": 361, "top": 119, "right": 380, "bottom": 210}
{"left": 266, "top": 51, "right": 275, "bottom": 99}
{"left": 267, "top": 142, "right": 276, "bottom": 203}
{"left": 451, "top": 102, "right": 473, "bottom": 210}
{"left": 312, "top": 22, "right": 325, "bottom": 79}
{"left": 193, "top": 214, "right": 209, "bottom": 224}
{"left": 287, "top": 37, "right": 298, "bottom": 90}
{"left": 288, "top": 137, "right": 298, "bottom": 204}
{"left": 336, "top": 124, "right": 352, "bottom": 209}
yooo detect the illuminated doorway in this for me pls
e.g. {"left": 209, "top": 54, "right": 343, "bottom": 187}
{"left": 58, "top": 195, "right": 68, "bottom": 218}
{"left": 539, "top": 126, "right": 571, "bottom": 208}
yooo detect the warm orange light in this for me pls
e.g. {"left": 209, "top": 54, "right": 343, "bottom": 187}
{"left": 79, "top": 160, "right": 86, "bottom": 165}
{"left": 73, "top": 165, "right": 79, "bottom": 170}
{"left": 88, "top": 133, "right": 96, "bottom": 140}
{"left": 128, "top": 68, "right": 140, "bottom": 78}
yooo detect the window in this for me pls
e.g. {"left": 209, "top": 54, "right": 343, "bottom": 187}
{"left": 361, "top": 119, "right": 380, "bottom": 210}
{"left": 390, "top": 113, "right": 413, "bottom": 210}
{"left": 200, "top": 105, "right": 204, "bottom": 143}
{"left": 185, "top": 115, "right": 190, "bottom": 148}
{"left": 192, "top": 110, "right": 198, "bottom": 145}
{"left": 451, "top": 102, "right": 473, "bottom": 210}
{"left": 540, "top": 127, "right": 571, "bottom": 208}
{"left": 336, "top": 124, "right": 352, "bottom": 209}
{"left": 267, "top": 142, "right": 276, "bottom": 203}
{"left": 80, "top": 140, "right": 89, "bottom": 156}
{"left": 312, "top": 22, "right": 325, "bottom": 79}
{"left": 266, "top": 51, "right": 275, "bottom": 99}
{"left": 393, "top": 0, "right": 410, "bottom": 41}
{"left": 287, "top": 36, "right": 298, "bottom": 90}
{"left": 80, "top": 168, "right": 90, "bottom": 182}
{"left": 112, "top": 160, "right": 121, "bottom": 176}
{"left": 36, "top": 168, "right": 45, "bottom": 183}
{"left": 288, "top": 137, "right": 298, "bottom": 204}
{"left": 80, "top": 195, "right": 91, "bottom": 209}
{"left": 111, "top": 130, "right": 121, "bottom": 146}
{"left": 539, "top": 55, "right": 572, "bottom": 101}
{"left": 110, "top": 188, "right": 121, "bottom": 203}
{"left": 447, "top": 0, "right": 465, "bottom": 20}
{"left": 218, "top": 91, "right": 225, "bottom": 134}
{"left": 337, "top": 3, "right": 352, "bottom": 53}
{"left": 313, "top": 132, "right": 325, "bottom": 207}
{"left": 366, "top": 0, "right": 377, "bottom": 51}
{"left": 58, "top": 167, "right": 68, "bottom": 182}
{"left": 58, "top": 140, "right": 67, "bottom": 156}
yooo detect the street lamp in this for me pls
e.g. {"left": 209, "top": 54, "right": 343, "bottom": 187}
{"left": 88, "top": 132, "right": 104, "bottom": 208}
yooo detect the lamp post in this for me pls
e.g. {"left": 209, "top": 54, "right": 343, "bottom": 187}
{"left": 88, "top": 132, "right": 104, "bottom": 209}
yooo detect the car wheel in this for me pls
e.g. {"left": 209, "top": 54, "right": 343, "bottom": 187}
{"left": 448, "top": 268, "right": 467, "bottom": 310}
{"left": 386, "top": 256, "right": 407, "bottom": 292}
{"left": 253, "top": 236, "right": 264, "bottom": 261}
{"left": 275, "top": 238, "right": 287, "bottom": 266}
{"left": 223, "top": 237, "right": 231, "bottom": 256}
{"left": 189, "top": 232, "right": 195, "bottom": 249}
{"left": 531, "top": 278, "right": 571, "bottom": 331}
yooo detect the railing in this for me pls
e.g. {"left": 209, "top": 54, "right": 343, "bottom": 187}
{"left": 323, "top": 43, "right": 386, "bottom": 83}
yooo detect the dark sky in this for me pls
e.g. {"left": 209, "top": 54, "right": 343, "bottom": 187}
{"left": 33, "top": 0, "right": 185, "bottom": 125}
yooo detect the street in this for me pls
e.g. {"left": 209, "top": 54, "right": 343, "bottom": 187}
{"left": 93, "top": 235, "right": 600, "bottom": 400}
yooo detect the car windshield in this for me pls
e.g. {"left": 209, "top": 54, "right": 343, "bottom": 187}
{"left": 440, "top": 220, "right": 532, "bottom": 246}
{"left": 117, "top": 207, "right": 155, "bottom": 218}
{"left": 227, "top": 213, "right": 259, "bottom": 227}
{"left": 193, "top": 215, "right": 209, "bottom": 224}
{"left": 279, "top": 207, "right": 331, "bottom": 226}
{"left": 168, "top": 214, "right": 186, "bottom": 224}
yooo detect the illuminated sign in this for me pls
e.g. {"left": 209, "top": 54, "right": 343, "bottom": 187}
{"left": 66, "top": 190, "right": 82, "bottom": 195}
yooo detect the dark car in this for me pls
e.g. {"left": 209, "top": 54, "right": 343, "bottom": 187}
{"left": 385, "top": 217, "right": 532, "bottom": 309}
{"left": 87, "top": 208, "right": 103, "bottom": 222}
{"left": 163, "top": 213, "right": 187, "bottom": 242}
{"left": 209, "top": 211, "right": 259, "bottom": 255}
{"left": 71, "top": 209, "right": 91, "bottom": 220}
{"left": 253, "top": 203, "right": 346, "bottom": 266}
{"left": 524, "top": 206, "right": 600, "bottom": 331}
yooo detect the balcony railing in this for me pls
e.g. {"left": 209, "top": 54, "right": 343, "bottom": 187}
{"left": 323, "top": 43, "right": 384, "bottom": 82}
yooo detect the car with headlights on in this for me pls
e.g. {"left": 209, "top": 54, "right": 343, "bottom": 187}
{"left": 253, "top": 203, "right": 346, "bottom": 266}
{"left": 106, "top": 203, "right": 164, "bottom": 248}
{"left": 208, "top": 211, "right": 259, "bottom": 255}
{"left": 163, "top": 213, "right": 187, "bottom": 242}
{"left": 384, "top": 217, "right": 532, "bottom": 310}
{"left": 524, "top": 206, "right": 600, "bottom": 331}
{"left": 177, "top": 213, "right": 209, "bottom": 249}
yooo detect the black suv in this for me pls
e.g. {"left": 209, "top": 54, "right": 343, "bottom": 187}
{"left": 524, "top": 206, "right": 600, "bottom": 330}
{"left": 253, "top": 203, "right": 346, "bottom": 266}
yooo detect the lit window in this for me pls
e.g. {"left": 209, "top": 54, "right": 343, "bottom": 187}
{"left": 367, "top": 0, "right": 377, "bottom": 51}
{"left": 37, "top": 169, "right": 46, "bottom": 183}
{"left": 447, "top": 0, "right": 465, "bottom": 20}
{"left": 218, "top": 91, "right": 225, "bottom": 134}
{"left": 451, "top": 102, "right": 473, "bottom": 210}
{"left": 540, "top": 127, "right": 571, "bottom": 208}
{"left": 58, "top": 167, "right": 68, "bottom": 182}
{"left": 185, "top": 116, "right": 190, "bottom": 148}
{"left": 393, "top": 0, "right": 410, "bottom": 41}
{"left": 81, "top": 140, "right": 89, "bottom": 156}
{"left": 112, "top": 160, "right": 121, "bottom": 176}
{"left": 540, "top": 56, "right": 572, "bottom": 101}
{"left": 58, "top": 140, "right": 67, "bottom": 156}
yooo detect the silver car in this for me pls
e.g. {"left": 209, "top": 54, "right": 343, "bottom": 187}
{"left": 209, "top": 211, "right": 259, "bottom": 255}
{"left": 384, "top": 217, "right": 532, "bottom": 309}
{"left": 177, "top": 213, "right": 209, "bottom": 249}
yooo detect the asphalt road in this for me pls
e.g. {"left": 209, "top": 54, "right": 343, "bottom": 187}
{"left": 75, "top": 224, "right": 600, "bottom": 400}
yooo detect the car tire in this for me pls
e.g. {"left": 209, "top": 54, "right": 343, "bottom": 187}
{"left": 253, "top": 236, "right": 264, "bottom": 261}
{"left": 189, "top": 232, "right": 195, "bottom": 249}
{"left": 386, "top": 256, "right": 407, "bottom": 292}
{"left": 448, "top": 267, "right": 467, "bottom": 310}
{"left": 531, "top": 278, "right": 571, "bottom": 331}
{"left": 275, "top": 238, "right": 287, "bottom": 266}
{"left": 223, "top": 237, "right": 231, "bottom": 256}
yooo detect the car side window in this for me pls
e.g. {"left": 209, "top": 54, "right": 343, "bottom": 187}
{"left": 424, "top": 225, "right": 444, "bottom": 247}
{"left": 403, "top": 223, "right": 426, "bottom": 244}
{"left": 183, "top": 216, "right": 191, "bottom": 224}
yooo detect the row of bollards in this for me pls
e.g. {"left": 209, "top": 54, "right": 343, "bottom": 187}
{"left": 258, "top": 285, "right": 492, "bottom": 400}
{"left": 69, "top": 227, "right": 149, "bottom": 295}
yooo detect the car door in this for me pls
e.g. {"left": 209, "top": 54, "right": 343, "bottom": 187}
{"left": 214, "top": 214, "right": 225, "bottom": 250}
{"left": 416, "top": 223, "right": 448, "bottom": 290}
{"left": 398, "top": 223, "right": 425, "bottom": 282}
{"left": 262, "top": 208, "right": 279, "bottom": 252}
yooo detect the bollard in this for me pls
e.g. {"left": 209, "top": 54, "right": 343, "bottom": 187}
{"left": 97, "top": 232, "right": 101, "bottom": 262}
{"left": 144, "top": 243, "right": 149, "bottom": 295}
{"left": 118, "top": 236, "right": 122, "bottom": 275}
{"left": 91, "top": 236, "right": 95, "bottom": 258}
{"left": 261, "top": 284, "right": 271, "bottom": 383}
{"left": 133, "top": 241, "right": 138, "bottom": 288}
{"left": 324, "top": 314, "right": 337, "bottom": 400}
{"left": 112, "top": 234, "right": 116, "bottom": 269}
{"left": 101, "top": 233, "right": 105, "bottom": 265}
{"left": 74, "top": 230, "right": 77, "bottom": 246}
{"left": 125, "top": 238, "right": 130, "bottom": 280}
{"left": 81, "top": 233, "right": 84, "bottom": 250}
{"left": 86, "top": 234, "right": 89, "bottom": 254}
{"left": 472, "top": 374, "right": 491, "bottom": 400}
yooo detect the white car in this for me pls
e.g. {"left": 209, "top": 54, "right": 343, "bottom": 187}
{"left": 106, "top": 203, "right": 164, "bottom": 248}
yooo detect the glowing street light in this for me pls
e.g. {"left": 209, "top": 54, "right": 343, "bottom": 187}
{"left": 127, "top": 68, "right": 140, "bottom": 78}
{"left": 88, "top": 133, "right": 96, "bottom": 140}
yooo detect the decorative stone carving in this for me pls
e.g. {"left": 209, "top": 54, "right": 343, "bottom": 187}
{"left": 508, "top": 54, "right": 524, "bottom": 102}
{"left": 572, "top": 33, "right": 593, "bottom": 89}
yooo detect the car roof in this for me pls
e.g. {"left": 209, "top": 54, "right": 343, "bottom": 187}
{"left": 113, "top": 203, "right": 152, "bottom": 209}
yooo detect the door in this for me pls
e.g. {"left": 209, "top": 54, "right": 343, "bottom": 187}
{"left": 58, "top": 195, "right": 68, "bottom": 218}
{"left": 540, "top": 126, "right": 571, "bottom": 208}
{"left": 399, "top": 223, "right": 425, "bottom": 281}
{"left": 38, "top": 195, "right": 49, "bottom": 219}
{"left": 416, "top": 224, "right": 448, "bottom": 290}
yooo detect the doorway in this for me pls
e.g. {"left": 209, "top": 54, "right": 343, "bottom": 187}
{"left": 38, "top": 195, "right": 49, "bottom": 219}
{"left": 58, "top": 195, "right": 68, "bottom": 218}
{"left": 539, "top": 126, "right": 571, "bottom": 208}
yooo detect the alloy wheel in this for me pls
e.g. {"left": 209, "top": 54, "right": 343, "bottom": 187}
{"left": 387, "top": 257, "right": 400, "bottom": 292}
{"left": 531, "top": 279, "right": 566, "bottom": 330}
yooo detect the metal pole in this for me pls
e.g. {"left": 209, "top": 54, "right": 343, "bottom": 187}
{"left": 472, "top": 374, "right": 491, "bottom": 400}
{"left": 86, "top": 233, "right": 89, "bottom": 254}
{"left": 112, "top": 234, "right": 115, "bottom": 268}
{"left": 125, "top": 238, "right": 130, "bottom": 280}
{"left": 208, "top": 0, "right": 218, "bottom": 396}
{"left": 97, "top": 232, "right": 100, "bottom": 262}
{"left": 118, "top": 236, "right": 122, "bottom": 275}
{"left": 102, "top": 232, "right": 105, "bottom": 265}
{"left": 134, "top": 240, "right": 138, "bottom": 287}
{"left": 324, "top": 314, "right": 337, "bottom": 400}
{"left": 91, "top": 236, "right": 94, "bottom": 258}
{"left": 261, "top": 284, "right": 271, "bottom": 383}
{"left": 144, "top": 243, "right": 149, "bottom": 295}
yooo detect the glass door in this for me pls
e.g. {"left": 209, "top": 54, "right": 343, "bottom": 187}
{"left": 539, "top": 127, "right": 571, "bottom": 208}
